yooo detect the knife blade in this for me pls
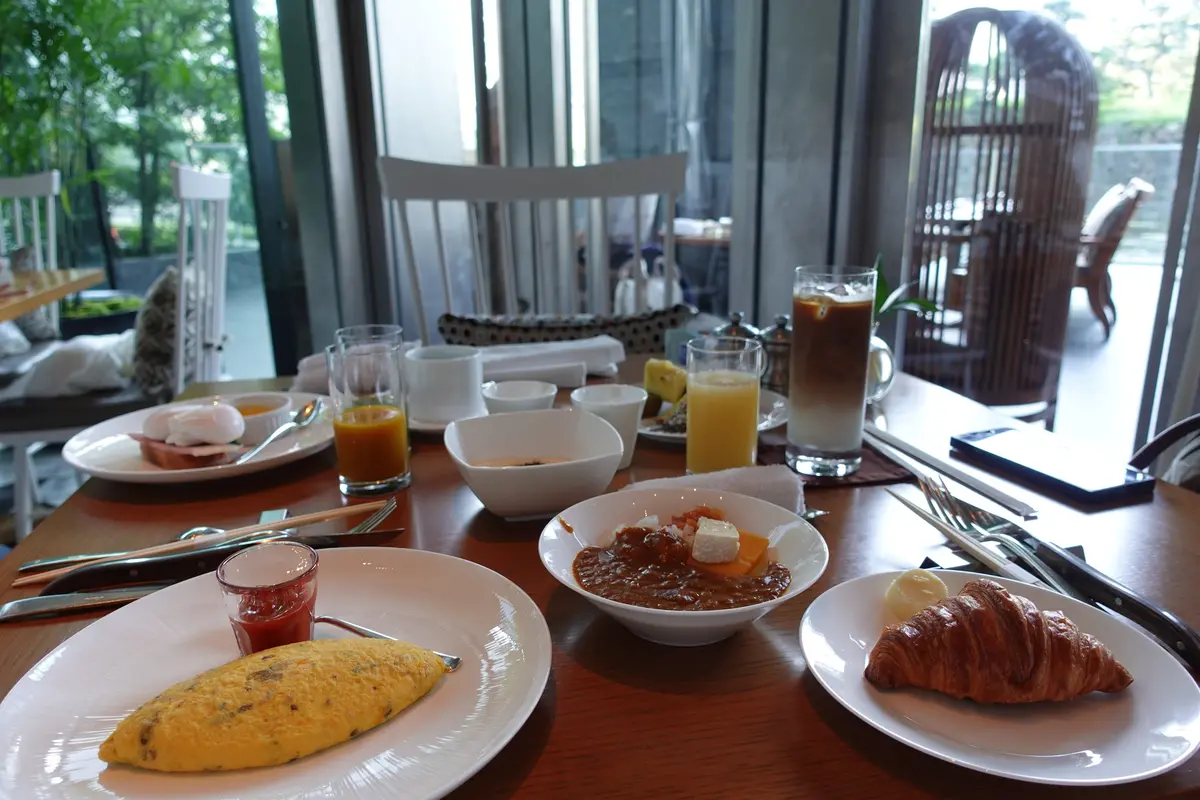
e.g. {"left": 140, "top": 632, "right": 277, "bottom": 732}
{"left": 38, "top": 528, "right": 405, "bottom": 595}
{"left": 0, "top": 585, "right": 168, "bottom": 623}
{"left": 951, "top": 495, "right": 1200, "bottom": 673}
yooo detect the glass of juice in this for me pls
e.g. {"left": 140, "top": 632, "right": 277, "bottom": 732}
{"left": 787, "top": 265, "right": 877, "bottom": 477}
{"left": 685, "top": 337, "right": 764, "bottom": 474}
{"left": 325, "top": 341, "right": 410, "bottom": 496}
{"left": 218, "top": 542, "right": 318, "bottom": 656}
{"left": 336, "top": 324, "right": 403, "bottom": 347}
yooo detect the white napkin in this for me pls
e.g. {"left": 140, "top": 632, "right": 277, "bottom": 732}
{"left": 621, "top": 465, "right": 805, "bottom": 514}
{"left": 480, "top": 335, "right": 624, "bottom": 378}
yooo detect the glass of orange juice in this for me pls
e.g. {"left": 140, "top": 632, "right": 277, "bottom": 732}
{"left": 685, "top": 337, "right": 763, "bottom": 474}
{"left": 325, "top": 342, "right": 410, "bottom": 496}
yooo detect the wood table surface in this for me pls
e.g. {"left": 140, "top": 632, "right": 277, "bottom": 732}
{"left": 3, "top": 364, "right": 1200, "bottom": 799}
{"left": 0, "top": 268, "right": 104, "bottom": 323}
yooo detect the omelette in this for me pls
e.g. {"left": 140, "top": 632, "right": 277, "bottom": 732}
{"left": 99, "top": 638, "right": 446, "bottom": 772}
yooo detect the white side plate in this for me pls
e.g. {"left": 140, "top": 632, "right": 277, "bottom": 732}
{"left": 0, "top": 547, "right": 552, "bottom": 800}
{"left": 800, "top": 570, "right": 1200, "bottom": 786}
{"left": 63, "top": 392, "right": 334, "bottom": 485}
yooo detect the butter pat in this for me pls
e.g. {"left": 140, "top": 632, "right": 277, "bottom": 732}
{"left": 691, "top": 517, "right": 740, "bottom": 564}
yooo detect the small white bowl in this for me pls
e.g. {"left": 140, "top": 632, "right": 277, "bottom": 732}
{"left": 481, "top": 380, "right": 558, "bottom": 415}
{"left": 228, "top": 393, "right": 293, "bottom": 446}
{"left": 539, "top": 488, "right": 829, "bottom": 646}
{"left": 444, "top": 409, "right": 622, "bottom": 520}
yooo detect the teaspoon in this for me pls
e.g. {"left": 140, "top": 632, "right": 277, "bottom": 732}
{"left": 315, "top": 615, "right": 463, "bottom": 672}
{"left": 235, "top": 399, "right": 323, "bottom": 465}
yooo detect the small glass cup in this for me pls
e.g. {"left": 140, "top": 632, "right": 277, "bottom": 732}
{"left": 326, "top": 341, "right": 411, "bottom": 496}
{"left": 787, "top": 265, "right": 877, "bottom": 477}
{"left": 336, "top": 324, "right": 403, "bottom": 348}
{"left": 685, "top": 337, "right": 764, "bottom": 474}
{"left": 217, "top": 542, "right": 319, "bottom": 657}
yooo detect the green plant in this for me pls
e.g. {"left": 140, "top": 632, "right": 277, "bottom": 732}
{"left": 873, "top": 254, "right": 938, "bottom": 318}
{"left": 61, "top": 296, "right": 143, "bottom": 319}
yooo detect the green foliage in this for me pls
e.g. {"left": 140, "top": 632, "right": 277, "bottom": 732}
{"left": 873, "top": 254, "right": 938, "bottom": 319}
{"left": 0, "top": 0, "right": 287, "bottom": 264}
{"left": 61, "top": 295, "right": 142, "bottom": 319}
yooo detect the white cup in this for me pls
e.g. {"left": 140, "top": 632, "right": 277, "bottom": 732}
{"left": 404, "top": 345, "right": 487, "bottom": 425}
{"left": 481, "top": 381, "right": 558, "bottom": 414}
{"left": 570, "top": 384, "right": 648, "bottom": 470}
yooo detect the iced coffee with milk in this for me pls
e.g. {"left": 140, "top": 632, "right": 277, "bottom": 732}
{"left": 787, "top": 266, "right": 876, "bottom": 477}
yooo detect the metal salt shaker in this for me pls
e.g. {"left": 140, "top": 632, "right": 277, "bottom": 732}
{"left": 758, "top": 313, "right": 792, "bottom": 395}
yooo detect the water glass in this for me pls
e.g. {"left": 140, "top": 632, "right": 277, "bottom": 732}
{"left": 217, "top": 542, "right": 319, "bottom": 656}
{"left": 326, "top": 341, "right": 411, "bottom": 496}
{"left": 335, "top": 324, "right": 403, "bottom": 348}
{"left": 787, "top": 265, "right": 877, "bottom": 477}
{"left": 686, "top": 337, "right": 763, "bottom": 474}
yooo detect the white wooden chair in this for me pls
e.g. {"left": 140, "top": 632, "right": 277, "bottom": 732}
{"left": 171, "top": 165, "right": 232, "bottom": 396}
{"left": 0, "top": 170, "right": 63, "bottom": 541}
{"left": 376, "top": 154, "right": 688, "bottom": 343}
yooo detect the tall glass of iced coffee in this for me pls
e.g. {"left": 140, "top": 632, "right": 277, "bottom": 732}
{"left": 787, "top": 266, "right": 876, "bottom": 477}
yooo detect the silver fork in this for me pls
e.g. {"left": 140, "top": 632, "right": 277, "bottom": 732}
{"left": 918, "top": 474, "right": 1073, "bottom": 595}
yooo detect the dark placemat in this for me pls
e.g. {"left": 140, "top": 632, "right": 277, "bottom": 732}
{"left": 758, "top": 430, "right": 912, "bottom": 487}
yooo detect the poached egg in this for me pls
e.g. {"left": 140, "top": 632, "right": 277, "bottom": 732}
{"left": 142, "top": 402, "right": 245, "bottom": 447}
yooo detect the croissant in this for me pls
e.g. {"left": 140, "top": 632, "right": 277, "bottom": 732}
{"left": 865, "top": 579, "right": 1133, "bottom": 703}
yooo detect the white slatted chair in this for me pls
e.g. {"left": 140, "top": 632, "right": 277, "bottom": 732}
{"left": 171, "top": 165, "right": 232, "bottom": 396}
{"left": 376, "top": 154, "right": 688, "bottom": 344}
{"left": 0, "top": 171, "right": 155, "bottom": 541}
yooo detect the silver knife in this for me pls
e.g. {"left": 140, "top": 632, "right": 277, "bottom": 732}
{"left": 948, "top": 494, "right": 1200, "bottom": 673}
{"left": 0, "top": 585, "right": 166, "bottom": 623}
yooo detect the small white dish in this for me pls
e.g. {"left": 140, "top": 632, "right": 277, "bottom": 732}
{"left": 539, "top": 488, "right": 828, "bottom": 646}
{"left": 444, "top": 409, "right": 622, "bottom": 520}
{"left": 481, "top": 380, "right": 558, "bottom": 414}
{"left": 638, "top": 387, "right": 788, "bottom": 444}
{"left": 570, "top": 384, "right": 648, "bottom": 469}
{"left": 407, "top": 413, "right": 486, "bottom": 434}
{"left": 63, "top": 392, "right": 333, "bottom": 485}
{"left": 800, "top": 570, "right": 1200, "bottom": 786}
{"left": 229, "top": 392, "right": 292, "bottom": 446}
{"left": 0, "top": 547, "right": 552, "bottom": 800}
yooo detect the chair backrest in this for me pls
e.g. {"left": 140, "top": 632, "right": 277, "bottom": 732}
{"left": 0, "top": 170, "right": 60, "bottom": 272}
{"left": 1080, "top": 178, "right": 1155, "bottom": 273}
{"left": 171, "top": 165, "right": 232, "bottom": 397}
{"left": 377, "top": 154, "right": 688, "bottom": 344}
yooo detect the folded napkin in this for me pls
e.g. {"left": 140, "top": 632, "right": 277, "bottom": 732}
{"left": 479, "top": 335, "right": 625, "bottom": 384}
{"left": 621, "top": 465, "right": 805, "bottom": 514}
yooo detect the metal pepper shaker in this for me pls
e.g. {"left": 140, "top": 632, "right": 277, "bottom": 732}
{"left": 712, "top": 311, "right": 761, "bottom": 341}
{"left": 759, "top": 313, "right": 792, "bottom": 395}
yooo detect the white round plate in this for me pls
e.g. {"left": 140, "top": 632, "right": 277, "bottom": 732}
{"left": 638, "top": 388, "right": 787, "bottom": 443}
{"left": 0, "top": 547, "right": 552, "bottom": 800}
{"left": 408, "top": 411, "right": 487, "bottom": 434}
{"left": 799, "top": 570, "right": 1200, "bottom": 786}
{"left": 62, "top": 392, "right": 333, "bottom": 485}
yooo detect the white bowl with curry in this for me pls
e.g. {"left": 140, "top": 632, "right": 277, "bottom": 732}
{"left": 539, "top": 488, "right": 829, "bottom": 646}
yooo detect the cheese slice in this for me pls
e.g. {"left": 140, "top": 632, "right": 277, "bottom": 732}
{"left": 691, "top": 517, "right": 740, "bottom": 564}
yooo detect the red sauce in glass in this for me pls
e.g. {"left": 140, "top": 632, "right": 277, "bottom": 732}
{"left": 230, "top": 581, "right": 317, "bottom": 655}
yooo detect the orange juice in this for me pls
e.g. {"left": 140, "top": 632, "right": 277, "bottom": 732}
{"left": 332, "top": 405, "right": 409, "bottom": 482}
{"left": 686, "top": 370, "right": 759, "bottom": 473}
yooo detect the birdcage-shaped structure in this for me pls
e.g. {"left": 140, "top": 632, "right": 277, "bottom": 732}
{"left": 904, "top": 8, "right": 1098, "bottom": 425}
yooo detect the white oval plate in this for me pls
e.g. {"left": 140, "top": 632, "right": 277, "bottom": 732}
{"left": 799, "top": 570, "right": 1200, "bottom": 786}
{"left": 0, "top": 548, "right": 552, "bottom": 800}
{"left": 63, "top": 392, "right": 333, "bottom": 484}
{"left": 638, "top": 388, "right": 787, "bottom": 444}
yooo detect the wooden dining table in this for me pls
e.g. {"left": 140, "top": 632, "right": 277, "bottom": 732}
{"left": 0, "top": 268, "right": 105, "bottom": 323}
{"left": 2, "top": 361, "right": 1200, "bottom": 799}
